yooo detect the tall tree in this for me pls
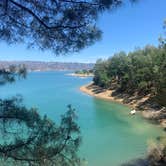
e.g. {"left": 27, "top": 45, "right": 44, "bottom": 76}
{"left": 93, "top": 44, "right": 166, "bottom": 104}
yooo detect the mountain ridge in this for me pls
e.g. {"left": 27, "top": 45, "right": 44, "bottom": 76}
{"left": 0, "top": 60, "right": 94, "bottom": 71}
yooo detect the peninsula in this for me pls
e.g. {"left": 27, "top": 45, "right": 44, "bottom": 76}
{"left": 80, "top": 46, "right": 166, "bottom": 128}
{"left": 68, "top": 69, "right": 94, "bottom": 78}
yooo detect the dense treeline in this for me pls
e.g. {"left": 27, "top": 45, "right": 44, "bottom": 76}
{"left": 93, "top": 45, "right": 166, "bottom": 106}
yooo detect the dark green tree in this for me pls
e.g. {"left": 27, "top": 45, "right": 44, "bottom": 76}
{"left": 93, "top": 59, "right": 110, "bottom": 88}
{"left": 93, "top": 39, "right": 166, "bottom": 105}
{"left": 0, "top": 0, "right": 136, "bottom": 54}
{"left": 0, "top": 99, "right": 81, "bottom": 166}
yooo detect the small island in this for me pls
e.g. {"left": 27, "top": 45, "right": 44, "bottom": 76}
{"left": 68, "top": 69, "right": 94, "bottom": 78}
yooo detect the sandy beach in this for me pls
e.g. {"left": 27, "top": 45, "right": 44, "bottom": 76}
{"left": 67, "top": 73, "right": 94, "bottom": 78}
{"left": 80, "top": 83, "right": 166, "bottom": 128}
{"left": 80, "top": 83, "right": 125, "bottom": 105}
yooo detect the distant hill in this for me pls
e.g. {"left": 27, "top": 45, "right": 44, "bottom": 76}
{"left": 0, "top": 61, "right": 94, "bottom": 71}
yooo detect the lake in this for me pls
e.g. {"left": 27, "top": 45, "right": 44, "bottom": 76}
{"left": 0, "top": 71, "right": 165, "bottom": 166}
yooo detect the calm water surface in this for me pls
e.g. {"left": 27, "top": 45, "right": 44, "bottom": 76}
{"left": 0, "top": 71, "right": 165, "bottom": 166}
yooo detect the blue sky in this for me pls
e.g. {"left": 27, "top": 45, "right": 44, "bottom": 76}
{"left": 0, "top": 0, "right": 166, "bottom": 63}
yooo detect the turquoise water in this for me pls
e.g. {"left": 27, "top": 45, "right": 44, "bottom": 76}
{"left": 0, "top": 71, "right": 165, "bottom": 166}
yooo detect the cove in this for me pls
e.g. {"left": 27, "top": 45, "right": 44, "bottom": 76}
{"left": 0, "top": 71, "right": 165, "bottom": 166}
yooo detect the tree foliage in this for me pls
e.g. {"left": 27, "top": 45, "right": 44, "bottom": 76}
{"left": 0, "top": 98, "right": 81, "bottom": 166}
{"left": 93, "top": 59, "right": 109, "bottom": 88}
{"left": 0, "top": 0, "right": 135, "bottom": 54}
{"left": 0, "top": 65, "right": 26, "bottom": 85}
{"left": 93, "top": 21, "right": 166, "bottom": 102}
{"left": 0, "top": 69, "right": 81, "bottom": 166}
{"left": 93, "top": 45, "right": 166, "bottom": 105}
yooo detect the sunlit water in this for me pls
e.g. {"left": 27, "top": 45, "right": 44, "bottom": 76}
{"left": 0, "top": 71, "right": 165, "bottom": 166}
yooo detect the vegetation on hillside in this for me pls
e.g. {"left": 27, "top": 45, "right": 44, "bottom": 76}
{"left": 0, "top": 0, "right": 129, "bottom": 55}
{"left": 93, "top": 45, "right": 166, "bottom": 106}
{"left": 93, "top": 21, "right": 166, "bottom": 106}
{"left": 94, "top": 46, "right": 166, "bottom": 94}
{"left": 93, "top": 21, "right": 166, "bottom": 166}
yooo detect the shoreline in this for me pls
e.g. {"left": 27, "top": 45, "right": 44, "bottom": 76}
{"left": 80, "top": 82, "right": 128, "bottom": 106}
{"left": 80, "top": 83, "right": 166, "bottom": 128}
{"left": 67, "top": 73, "right": 94, "bottom": 78}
